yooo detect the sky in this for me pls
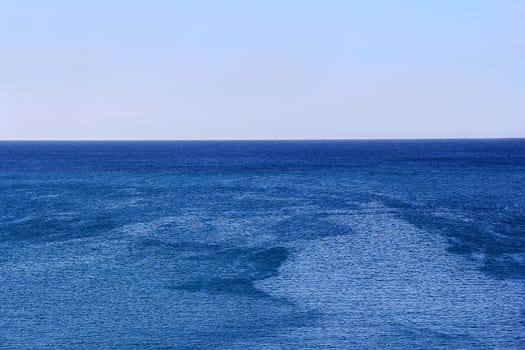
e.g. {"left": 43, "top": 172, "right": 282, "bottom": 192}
{"left": 0, "top": 0, "right": 524, "bottom": 140}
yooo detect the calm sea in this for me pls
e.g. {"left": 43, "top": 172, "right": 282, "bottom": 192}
{"left": 0, "top": 140, "right": 524, "bottom": 349}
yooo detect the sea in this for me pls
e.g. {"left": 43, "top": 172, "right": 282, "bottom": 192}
{"left": 0, "top": 140, "right": 524, "bottom": 349}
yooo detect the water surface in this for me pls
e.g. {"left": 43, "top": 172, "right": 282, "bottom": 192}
{"left": 0, "top": 140, "right": 524, "bottom": 349}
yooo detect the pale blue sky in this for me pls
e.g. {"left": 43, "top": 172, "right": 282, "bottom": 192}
{"left": 1, "top": 0, "right": 524, "bottom": 139}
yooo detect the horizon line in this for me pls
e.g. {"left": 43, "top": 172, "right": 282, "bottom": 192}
{"left": 0, "top": 137, "right": 524, "bottom": 142}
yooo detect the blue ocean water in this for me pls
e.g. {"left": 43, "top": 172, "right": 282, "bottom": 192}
{"left": 0, "top": 140, "right": 524, "bottom": 349}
